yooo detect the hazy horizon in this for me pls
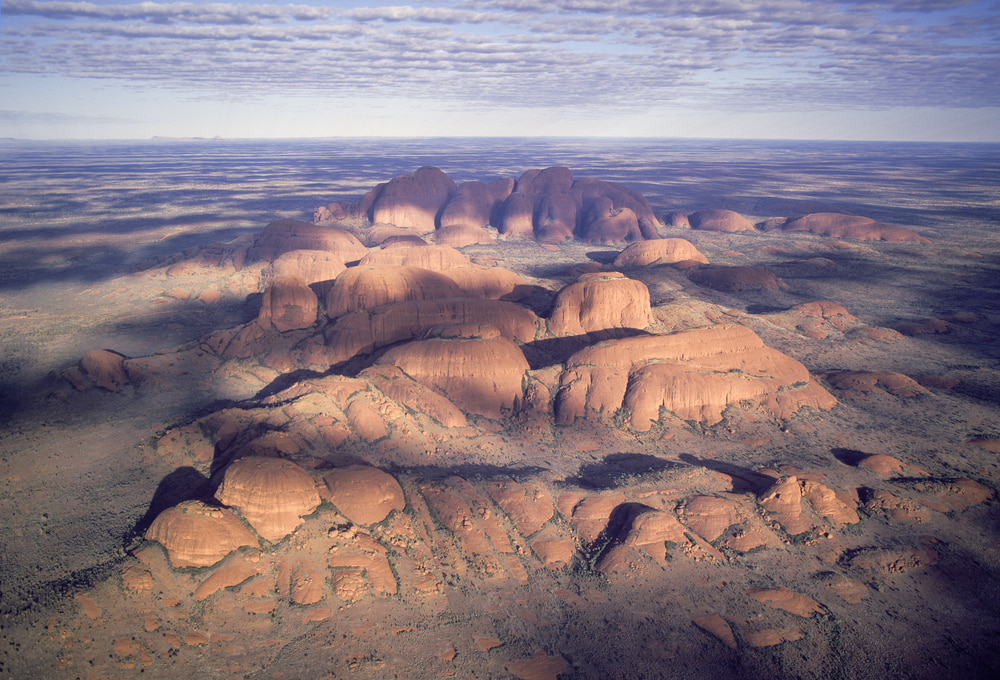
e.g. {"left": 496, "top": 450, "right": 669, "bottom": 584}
{"left": 2, "top": 0, "right": 999, "bottom": 143}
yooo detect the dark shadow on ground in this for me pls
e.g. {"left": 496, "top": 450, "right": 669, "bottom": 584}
{"left": 570, "top": 453, "right": 684, "bottom": 489}
{"left": 678, "top": 453, "right": 776, "bottom": 493}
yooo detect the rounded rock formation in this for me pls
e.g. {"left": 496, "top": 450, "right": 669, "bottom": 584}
{"left": 249, "top": 219, "right": 368, "bottom": 263}
{"left": 324, "top": 465, "right": 406, "bottom": 526}
{"left": 145, "top": 500, "right": 258, "bottom": 568}
{"left": 268, "top": 250, "right": 347, "bottom": 298}
{"left": 257, "top": 275, "right": 319, "bottom": 332}
{"left": 774, "top": 213, "right": 930, "bottom": 243}
{"left": 613, "top": 238, "right": 709, "bottom": 267}
{"left": 368, "top": 166, "right": 458, "bottom": 234}
{"left": 325, "top": 266, "right": 468, "bottom": 319}
{"left": 215, "top": 457, "right": 321, "bottom": 541}
{"left": 548, "top": 272, "right": 653, "bottom": 336}
{"left": 555, "top": 324, "right": 836, "bottom": 429}
{"left": 376, "top": 324, "right": 530, "bottom": 418}
{"left": 358, "top": 244, "right": 471, "bottom": 271}
{"left": 687, "top": 209, "right": 755, "bottom": 233}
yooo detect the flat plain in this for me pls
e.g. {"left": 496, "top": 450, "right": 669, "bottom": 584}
{"left": 1, "top": 138, "right": 999, "bottom": 679}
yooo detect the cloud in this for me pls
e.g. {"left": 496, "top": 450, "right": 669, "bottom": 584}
{"left": 0, "top": 109, "right": 136, "bottom": 124}
{"left": 0, "top": 0, "right": 997, "bottom": 112}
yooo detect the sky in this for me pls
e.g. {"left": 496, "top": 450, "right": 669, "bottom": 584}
{"left": 1, "top": 0, "right": 998, "bottom": 140}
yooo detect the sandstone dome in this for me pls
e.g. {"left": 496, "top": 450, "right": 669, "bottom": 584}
{"left": 555, "top": 324, "right": 836, "bottom": 429}
{"left": 215, "top": 457, "right": 321, "bottom": 541}
{"left": 268, "top": 249, "right": 347, "bottom": 297}
{"left": 319, "top": 297, "right": 540, "bottom": 367}
{"left": 325, "top": 266, "right": 468, "bottom": 319}
{"left": 375, "top": 323, "right": 530, "bottom": 418}
{"left": 145, "top": 500, "right": 258, "bottom": 568}
{"left": 324, "top": 465, "right": 406, "bottom": 526}
{"left": 548, "top": 272, "right": 653, "bottom": 336}
{"left": 358, "top": 244, "right": 471, "bottom": 271}
{"left": 433, "top": 223, "right": 496, "bottom": 247}
{"left": 249, "top": 219, "right": 368, "bottom": 262}
{"left": 612, "top": 238, "right": 709, "bottom": 267}
{"left": 493, "top": 167, "right": 660, "bottom": 243}
{"left": 774, "top": 213, "right": 931, "bottom": 243}
{"left": 80, "top": 349, "right": 130, "bottom": 392}
{"left": 367, "top": 166, "right": 458, "bottom": 234}
{"left": 438, "top": 178, "right": 514, "bottom": 232}
{"left": 256, "top": 275, "right": 319, "bottom": 332}
{"left": 687, "top": 209, "right": 755, "bottom": 233}
{"left": 825, "top": 370, "right": 930, "bottom": 397}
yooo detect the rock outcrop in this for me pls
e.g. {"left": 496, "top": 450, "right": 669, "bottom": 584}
{"left": 366, "top": 166, "right": 458, "bottom": 234}
{"left": 548, "top": 272, "right": 653, "bottom": 336}
{"left": 555, "top": 324, "right": 836, "bottom": 429}
{"left": 145, "top": 500, "right": 258, "bottom": 568}
{"left": 215, "top": 457, "right": 321, "bottom": 541}
{"left": 771, "top": 213, "right": 931, "bottom": 243}
{"left": 248, "top": 219, "right": 368, "bottom": 263}
{"left": 375, "top": 324, "right": 530, "bottom": 418}
{"left": 687, "top": 209, "right": 755, "bottom": 233}
{"left": 612, "top": 238, "right": 709, "bottom": 267}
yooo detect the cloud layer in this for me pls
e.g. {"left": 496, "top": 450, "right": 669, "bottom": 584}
{"left": 1, "top": 1, "right": 998, "bottom": 118}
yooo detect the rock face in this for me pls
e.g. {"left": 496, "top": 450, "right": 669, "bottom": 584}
{"left": 325, "top": 266, "right": 468, "bottom": 319}
{"left": 773, "top": 213, "right": 931, "bottom": 243}
{"left": 268, "top": 250, "right": 347, "bottom": 296}
{"left": 438, "top": 178, "right": 514, "bottom": 232}
{"left": 145, "top": 500, "right": 258, "bottom": 568}
{"left": 324, "top": 465, "right": 405, "bottom": 526}
{"left": 687, "top": 209, "right": 755, "bottom": 232}
{"left": 257, "top": 275, "right": 319, "bottom": 332}
{"left": 80, "top": 349, "right": 130, "bottom": 392}
{"left": 555, "top": 324, "right": 836, "bottom": 429}
{"left": 376, "top": 324, "right": 530, "bottom": 418}
{"left": 318, "top": 297, "right": 539, "bottom": 368}
{"left": 548, "top": 272, "right": 653, "bottom": 336}
{"left": 613, "top": 238, "right": 709, "bottom": 267}
{"left": 367, "top": 166, "right": 458, "bottom": 233}
{"left": 249, "top": 219, "right": 368, "bottom": 262}
{"left": 359, "top": 244, "right": 470, "bottom": 271}
{"left": 215, "top": 457, "right": 321, "bottom": 541}
{"left": 493, "top": 167, "right": 660, "bottom": 243}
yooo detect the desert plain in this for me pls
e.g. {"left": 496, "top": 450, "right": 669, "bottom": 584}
{"left": 1, "top": 137, "right": 999, "bottom": 679}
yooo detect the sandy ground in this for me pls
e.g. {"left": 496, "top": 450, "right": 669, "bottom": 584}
{"left": 1, "top": 140, "right": 999, "bottom": 680}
